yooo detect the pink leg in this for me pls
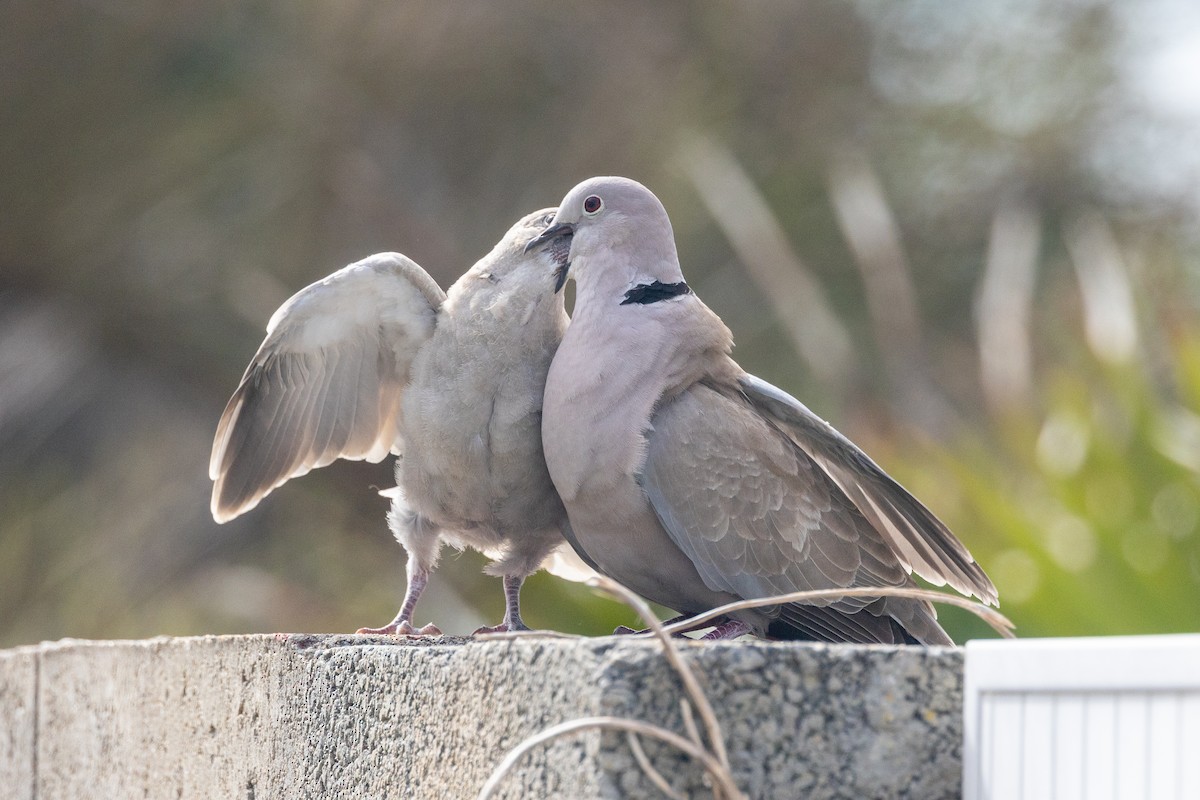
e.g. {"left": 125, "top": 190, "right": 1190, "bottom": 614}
{"left": 472, "top": 575, "right": 531, "bottom": 635}
{"left": 700, "top": 619, "right": 753, "bottom": 640}
{"left": 356, "top": 567, "right": 442, "bottom": 636}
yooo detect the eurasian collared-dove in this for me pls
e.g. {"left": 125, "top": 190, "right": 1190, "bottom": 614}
{"left": 210, "top": 208, "right": 576, "bottom": 635}
{"left": 528, "top": 177, "right": 997, "bottom": 644}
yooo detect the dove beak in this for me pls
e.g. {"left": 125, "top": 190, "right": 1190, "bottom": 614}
{"left": 553, "top": 261, "right": 570, "bottom": 293}
{"left": 524, "top": 221, "right": 574, "bottom": 254}
{"left": 525, "top": 221, "right": 575, "bottom": 293}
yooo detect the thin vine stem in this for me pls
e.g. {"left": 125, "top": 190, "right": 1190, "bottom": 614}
{"left": 658, "top": 586, "right": 1015, "bottom": 639}
{"left": 476, "top": 716, "right": 739, "bottom": 800}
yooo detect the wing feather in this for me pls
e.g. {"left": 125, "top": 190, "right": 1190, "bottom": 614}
{"left": 642, "top": 384, "right": 905, "bottom": 608}
{"left": 642, "top": 382, "right": 954, "bottom": 644}
{"left": 738, "top": 374, "right": 998, "bottom": 605}
{"left": 210, "top": 252, "right": 445, "bottom": 522}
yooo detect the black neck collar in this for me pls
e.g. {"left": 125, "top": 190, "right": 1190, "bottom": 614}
{"left": 621, "top": 280, "right": 691, "bottom": 306}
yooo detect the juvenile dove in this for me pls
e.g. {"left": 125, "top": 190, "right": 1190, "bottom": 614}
{"left": 211, "top": 208, "right": 574, "bottom": 635}
{"left": 529, "top": 177, "right": 997, "bottom": 644}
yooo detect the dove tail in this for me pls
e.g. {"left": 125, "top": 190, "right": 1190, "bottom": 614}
{"left": 767, "top": 602, "right": 950, "bottom": 646}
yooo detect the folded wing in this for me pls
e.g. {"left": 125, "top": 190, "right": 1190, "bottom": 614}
{"left": 209, "top": 253, "right": 446, "bottom": 523}
{"left": 737, "top": 373, "right": 998, "bottom": 605}
{"left": 642, "top": 381, "right": 949, "bottom": 643}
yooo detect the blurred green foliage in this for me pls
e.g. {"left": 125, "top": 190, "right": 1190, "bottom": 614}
{"left": 904, "top": 321, "right": 1200, "bottom": 639}
{"left": 2, "top": 1, "right": 1198, "bottom": 647}
{"left": 889, "top": 343, "right": 1200, "bottom": 641}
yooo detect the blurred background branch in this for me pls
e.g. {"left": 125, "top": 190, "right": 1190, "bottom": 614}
{"left": 2, "top": 0, "right": 1199, "bottom": 646}
{"left": 677, "top": 132, "right": 856, "bottom": 394}
{"left": 976, "top": 197, "right": 1040, "bottom": 418}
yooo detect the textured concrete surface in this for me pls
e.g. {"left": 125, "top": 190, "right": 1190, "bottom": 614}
{"left": 0, "top": 646, "right": 38, "bottom": 800}
{"left": 0, "top": 634, "right": 963, "bottom": 799}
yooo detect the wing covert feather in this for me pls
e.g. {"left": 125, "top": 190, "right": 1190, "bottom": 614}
{"left": 641, "top": 384, "right": 912, "bottom": 614}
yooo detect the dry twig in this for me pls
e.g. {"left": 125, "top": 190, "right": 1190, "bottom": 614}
{"left": 588, "top": 577, "right": 734, "bottom": 772}
{"left": 477, "top": 576, "right": 747, "bottom": 800}
{"left": 627, "top": 732, "right": 687, "bottom": 800}
{"left": 477, "top": 579, "right": 1008, "bottom": 799}
{"left": 476, "top": 716, "right": 739, "bottom": 800}
{"left": 660, "top": 585, "right": 1015, "bottom": 640}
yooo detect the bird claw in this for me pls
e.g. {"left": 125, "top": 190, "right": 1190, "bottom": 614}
{"left": 355, "top": 621, "right": 443, "bottom": 637}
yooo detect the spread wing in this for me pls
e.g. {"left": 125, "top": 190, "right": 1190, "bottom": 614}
{"left": 737, "top": 374, "right": 998, "bottom": 605}
{"left": 642, "top": 382, "right": 948, "bottom": 644}
{"left": 209, "top": 253, "right": 446, "bottom": 523}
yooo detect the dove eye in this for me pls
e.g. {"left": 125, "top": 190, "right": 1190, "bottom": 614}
{"left": 583, "top": 195, "right": 603, "bottom": 215}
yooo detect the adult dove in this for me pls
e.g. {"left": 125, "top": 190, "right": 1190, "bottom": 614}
{"left": 210, "top": 208, "right": 575, "bottom": 635}
{"left": 529, "top": 177, "right": 997, "bottom": 644}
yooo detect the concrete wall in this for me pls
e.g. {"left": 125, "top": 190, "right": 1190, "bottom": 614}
{"left": 0, "top": 635, "right": 963, "bottom": 799}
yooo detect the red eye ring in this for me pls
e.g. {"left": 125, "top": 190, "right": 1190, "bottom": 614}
{"left": 583, "top": 195, "right": 603, "bottom": 214}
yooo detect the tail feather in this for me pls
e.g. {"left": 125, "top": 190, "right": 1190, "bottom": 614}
{"left": 766, "top": 601, "right": 952, "bottom": 646}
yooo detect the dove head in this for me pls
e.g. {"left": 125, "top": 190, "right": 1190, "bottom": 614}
{"left": 470, "top": 207, "right": 571, "bottom": 290}
{"left": 527, "top": 177, "right": 683, "bottom": 299}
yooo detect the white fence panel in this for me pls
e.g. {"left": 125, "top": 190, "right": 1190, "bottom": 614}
{"left": 964, "top": 634, "right": 1200, "bottom": 800}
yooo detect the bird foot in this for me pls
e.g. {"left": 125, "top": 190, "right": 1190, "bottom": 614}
{"left": 700, "top": 619, "right": 753, "bottom": 640}
{"left": 355, "top": 621, "right": 443, "bottom": 637}
{"left": 472, "top": 619, "right": 531, "bottom": 636}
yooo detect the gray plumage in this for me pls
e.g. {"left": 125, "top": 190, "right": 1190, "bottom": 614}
{"left": 210, "top": 208, "right": 576, "bottom": 634}
{"left": 530, "top": 177, "right": 997, "bottom": 645}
